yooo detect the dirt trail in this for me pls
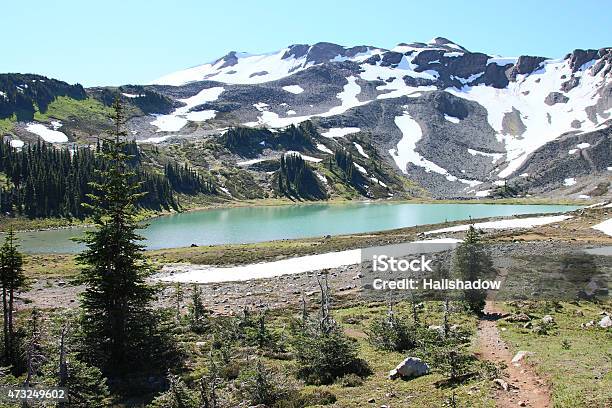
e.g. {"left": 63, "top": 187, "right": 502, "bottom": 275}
{"left": 477, "top": 301, "right": 551, "bottom": 407}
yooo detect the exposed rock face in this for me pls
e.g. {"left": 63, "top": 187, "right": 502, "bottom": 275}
{"left": 508, "top": 126, "right": 611, "bottom": 195}
{"left": 380, "top": 51, "right": 404, "bottom": 67}
{"left": 249, "top": 71, "right": 268, "bottom": 78}
{"left": 561, "top": 76, "right": 581, "bottom": 92}
{"left": 130, "top": 39, "right": 612, "bottom": 199}
{"left": 567, "top": 49, "right": 599, "bottom": 72}
{"left": 305, "top": 42, "right": 348, "bottom": 64}
{"left": 592, "top": 48, "right": 612, "bottom": 76}
{"left": 478, "top": 62, "right": 510, "bottom": 88}
{"left": 282, "top": 43, "right": 310, "bottom": 59}
{"left": 217, "top": 51, "right": 239, "bottom": 69}
{"left": 508, "top": 55, "right": 547, "bottom": 80}
{"left": 545, "top": 92, "right": 569, "bottom": 105}
{"left": 502, "top": 108, "right": 527, "bottom": 136}
{"left": 389, "top": 357, "right": 429, "bottom": 380}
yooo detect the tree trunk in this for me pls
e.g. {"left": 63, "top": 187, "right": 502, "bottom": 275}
{"left": 2, "top": 287, "right": 9, "bottom": 364}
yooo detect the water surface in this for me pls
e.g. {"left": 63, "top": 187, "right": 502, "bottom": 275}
{"left": 14, "top": 202, "right": 579, "bottom": 253}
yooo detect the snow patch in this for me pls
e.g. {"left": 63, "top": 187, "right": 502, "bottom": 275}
{"left": 26, "top": 123, "right": 68, "bottom": 143}
{"left": 425, "top": 215, "right": 572, "bottom": 234}
{"left": 282, "top": 85, "right": 304, "bottom": 94}
{"left": 444, "top": 114, "right": 461, "bottom": 123}
{"left": 150, "top": 87, "right": 224, "bottom": 132}
{"left": 467, "top": 148, "right": 504, "bottom": 163}
{"left": 353, "top": 142, "right": 369, "bottom": 158}
{"left": 285, "top": 151, "right": 322, "bottom": 163}
{"left": 353, "top": 162, "right": 367, "bottom": 174}
{"left": 321, "top": 127, "right": 360, "bottom": 138}
{"left": 140, "top": 135, "right": 173, "bottom": 144}
{"left": 564, "top": 177, "right": 576, "bottom": 186}
{"left": 591, "top": 219, "right": 612, "bottom": 237}
{"left": 237, "top": 158, "right": 267, "bottom": 166}
{"left": 390, "top": 111, "right": 455, "bottom": 179}
{"left": 316, "top": 143, "right": 333, "bottom": 154}
{"left": 370, "top": 177, "right": 388, "bottom": 187}
{"left": 159, "top": 249, "right": 362, "bottom": 283}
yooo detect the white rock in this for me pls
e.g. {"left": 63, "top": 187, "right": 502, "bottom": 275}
{"left": 542, "top": 315, "right": 554, "bottom": 324}
{"left": 511, "top": 351, "right": 534, "bottom": 365}
{"left": 599, "top": 315, "right": 612, "bottom": 328}
{"left": 389, "top": 357, "right": 429, "bottom": 380}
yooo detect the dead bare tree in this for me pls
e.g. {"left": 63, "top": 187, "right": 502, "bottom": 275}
{"left": 316, "top": 271, "right": 335, "bottom": 334}
{"left": 23, "top": 309, "right": 45, "bottom": 387}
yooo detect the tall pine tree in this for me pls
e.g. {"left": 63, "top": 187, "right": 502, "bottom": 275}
{"left": 453, "top": 225, "right": 494, "bottom": 315}
{"left": 76, "top": 99, "right": 168, "bottom": 374}
{"left": 0, "top": 227, "right": 26, "bottom": 367}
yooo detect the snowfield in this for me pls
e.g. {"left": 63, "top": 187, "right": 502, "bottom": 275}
{"left": 159, "top": 249, "right": 362, "bottom": 283}
{"left": 158, "top": 238, "right": 462, "bottom": 283}
{"left": 150, "top": 86, "right": 224, "bottom": 132}
{"left": 446, "top": 57, "right": 611, "bottom": 178}
{"left": 424, "top": 215, "right": 572, "bottom": 234}
{"left": 26, "top": 123, "right": 68, "bottom": 143}
{"left": 148, "top": 40, "right": 610, "bottom": 188}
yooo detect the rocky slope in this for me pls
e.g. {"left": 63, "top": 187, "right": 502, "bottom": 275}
{"left": 1, "top": 38, "right": 610, "bottom": 200}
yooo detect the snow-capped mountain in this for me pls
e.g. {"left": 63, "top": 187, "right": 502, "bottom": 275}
{"left": 143, "top": 38, "right": 611, "bottom": 198}
{"left": 5, "top": 38, "right": 610, "bottom": 199}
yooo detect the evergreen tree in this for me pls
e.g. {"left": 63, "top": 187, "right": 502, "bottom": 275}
{"left": 453, "top": 226, "right": 494, "bottom": 315}
{"left": 290, "top": 274, "right": 370, "bottom": 384}
{"left": 276, "top": 153, "right": 326, "bottom": 200}
{"left": 148, "top": 374, "right": 200, "bottom": 408}
{"left": 188, "top": 284, "right": 209, "bottom": 333}
{"left": 76, "top": 99, "right": 171, "bottom": 374}
{"left": 0, "top": 227, "right": 26, "bottom": 367}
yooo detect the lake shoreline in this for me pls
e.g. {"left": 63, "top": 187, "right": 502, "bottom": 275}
{"left": 12, "top": 202, "right": 582, "bottom": 254}
{"left": 0, "top": 196, "right": 588, "bottom": 233}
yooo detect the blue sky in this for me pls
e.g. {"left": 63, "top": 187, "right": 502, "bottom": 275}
{"left": 4, "top": 0, "right": 610, "bottom": 86}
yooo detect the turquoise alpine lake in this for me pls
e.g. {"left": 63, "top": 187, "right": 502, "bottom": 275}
{"left": 12, "top": 202, "right": 580, "bottom": 253}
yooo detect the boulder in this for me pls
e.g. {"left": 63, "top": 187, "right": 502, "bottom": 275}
{"left": 389, "top": 357, "right": 429, "bottom": 380}
{"left": 542, "top": 315, "right": 555, "bottom": 324}
{"left": 506, "top": 313, "right": 531, "bottom": 323}
{"left": 511, "top": 351, "right": 534, "bottom": 365}
{"left": 599, "top": 315, "right": 612, "bottom": 328}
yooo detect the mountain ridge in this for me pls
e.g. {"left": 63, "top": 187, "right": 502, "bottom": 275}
{"left": 1, "top": 38, "right": 610, "bottom": 201}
